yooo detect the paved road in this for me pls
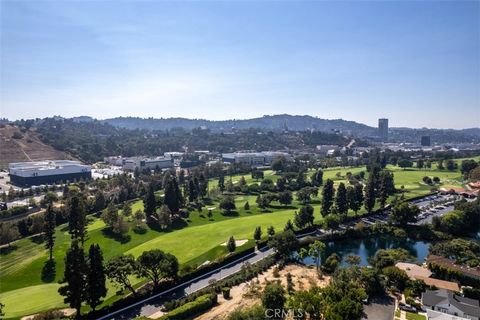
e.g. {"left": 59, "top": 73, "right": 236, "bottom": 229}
{"left": 362, "top": 295, "right": 395, "bottom": 320}
{"left": 98, "top": 231, "right": 318, "bottom": 320}
{"left": 99, "top": 248, "right": 275, "bottom": 319}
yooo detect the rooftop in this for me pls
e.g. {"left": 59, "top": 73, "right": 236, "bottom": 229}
{"left": 415, "top": 276, "right": 460, "bottom": 292}
{"left": 9, "top": 160, "right": 86, "bottom": 171}
{"left": 427, "top": 255, "right": 480, "bottom": 278}
{"left": 422, "top": 289, "right": 480, "bottom": 317}
{"left": 396, "top": 262, "right": 432, "bottom": 279}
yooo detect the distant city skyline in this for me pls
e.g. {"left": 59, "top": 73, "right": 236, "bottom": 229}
{"left": 1, "top": 0, "right": 479, "bottom": 129}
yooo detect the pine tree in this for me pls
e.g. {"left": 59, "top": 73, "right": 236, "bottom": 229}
{"left": 68, "top": 195, "right": 87, "bottom": 243}
{"left": 335, "top": 182, "right": 348, "bottom": 215}
{"left": 188, "top": 179, "right": 198, "bottom": 202}
{"left": 218, "top": 174, "right": 225, "bottom": 192}
{"left": 267, "top": 226, "right": 275, "bottom": 238}
{"left": 254, "top": 226, "right": 262, "bottom": 241}
{"left": 321, "top": 179, "right": 334, "bottom": 216}
{"left": 86, "top": 244, "right": 107, "bottom": 311}
{"left": 164, "top": 175, "right": 182, "bottom": 213}
{"left": 122, "top": 201, "right": 132, "bottom": 217}
{"left": 354, "top": 184, "right": 364, "bottom": 215}
{"left": 284, "top": 219, "right": 294, "bottom": 232}
{"left": 294, "top": 211, "right": 304, "bottom": 229}
{"left": 364, "top": 176, "right": 376, "bottom": 213}
{"left": 227, "top": 236, "right": 236, "bottom": 253}
{"left": 198, "top": 174, "right": 208, "bottom": 198}
{"left": 157, "top": 205, "right": 172, "bottom": 229}
{"left": 144, "top": 183, "right": 156, "bottom": 217}
{"left": 58, "top": 240, "right": 86, "bottom": 319}
{"left": 44, "top": 204, "right": 56, "bottom": 260}
{"left": 244, "top": 201, "right": 250, "bottom": 211}
{"left": 379, "top": 174, "right": 389, "bottom": 208}
{"left": 346, "top": 186, "right": 357, "bottom": 216}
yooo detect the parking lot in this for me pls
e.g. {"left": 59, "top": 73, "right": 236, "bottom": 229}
{"left": 410, "top": 194, "right": 460, "bottom": 225}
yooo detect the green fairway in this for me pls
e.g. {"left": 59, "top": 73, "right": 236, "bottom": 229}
{"left": 0, "top": 158, "right": 470, "bottom": 318}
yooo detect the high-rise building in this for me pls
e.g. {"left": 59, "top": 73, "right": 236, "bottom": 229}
{"left": 421, "top": 136, "right": 431, "bottom": 146}
{"left": 378, "top": 118, "right": 389, "bottom": 142}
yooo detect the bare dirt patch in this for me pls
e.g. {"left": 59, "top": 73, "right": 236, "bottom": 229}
{"left": 220, "top": 239, "right": 248, "bottom": 247}
{"left": 0, "top": 125, "right": 73, "bottom": 169}
{"left": 194, "top": 263, "right": 331, "bottom": 320}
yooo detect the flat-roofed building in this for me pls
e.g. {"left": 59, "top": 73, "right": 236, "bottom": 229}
{"left": 9, "top": 160, "right": 91, "bottom": 187}
{"left": 122, "top": 157, "right": 173, "bottom": 171}
{"left": 222, "top": 151, "right": 291, "bottom": 166}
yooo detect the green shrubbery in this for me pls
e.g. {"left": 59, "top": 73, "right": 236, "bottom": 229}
{"left": 0, "top": 205, "right": 29, "bottom": 218}
{"left": 159, "top": 293, "right": 217, "bottom": 320}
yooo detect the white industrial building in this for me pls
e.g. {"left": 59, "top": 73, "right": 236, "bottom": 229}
{"left": 222, "top": 151, "right": 292, "bottom": 166}
{"left": 122, "top": 157, "right": 173, "bottom": 171}
{"left": 9, "top": 160, "right": 91, "bottom": 187}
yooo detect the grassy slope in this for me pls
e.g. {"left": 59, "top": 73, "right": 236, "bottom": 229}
{"left": 0, "top": 161, "right": 469, "bottom": 318}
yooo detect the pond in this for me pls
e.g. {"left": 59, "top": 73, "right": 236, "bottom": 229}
{"left": 301, "top": 235, "right": 432, "bottom": 267}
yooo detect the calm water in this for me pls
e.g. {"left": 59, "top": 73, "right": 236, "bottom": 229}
{"left": 301, "top": 235, "right": 432, "bottom": 267}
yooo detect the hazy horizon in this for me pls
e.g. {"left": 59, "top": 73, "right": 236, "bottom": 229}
{"left": 3, "top": 113, "right": 478, "bottom": 130}
{"left": 1, "top": 1, "right": 479, "bottom": 128}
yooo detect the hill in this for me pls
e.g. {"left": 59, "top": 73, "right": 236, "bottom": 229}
{"left": 100, "top": 114, "right": 376, "bottom": 136}
{"left": 0, "top": 125, "right": 73, "bottom": 169}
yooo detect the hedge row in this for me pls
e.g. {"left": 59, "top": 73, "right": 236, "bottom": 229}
{"left": 0, "top": 205, "right": 30, "bottom": 218}
{"left": 159, "top": 294, "right": 217, "bottom": 320}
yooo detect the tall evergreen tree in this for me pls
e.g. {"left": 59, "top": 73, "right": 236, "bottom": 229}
{"left": 188, "top": 179, "right": 198, "bottom": 202}
{"left": 198, "top": 174, "right": 208, "bottom": 198}
{"left": 144, "top": 183, "right": 156, "bottom": 217}
{"left": 354, "top": 184, "right": 364, "bottom": 214}
{"left": 267, "top": 226, "right": 275, "bottom": 238}
{"left": 284, "top": 219, "right": 294, "bottom": 232}
{"left": 335, "top": 182, "right": 348, "bottom": 215}
{"left": 299, "top": 204, "right": 315, "bottom": 227}
{"left": 86, "top": 244, "right": 107, "bottom": 311}
{"left": 58, "top": 240, "right": 86, "bottom": 319}
{"left": 44, "top": 204, "right": 56, "bottom": 260}
{"left": 321, "top": 179, "right": 335, "bottom": 217}
{"left": 218, "top": 174, "right": 225, "bottom": 192}
{"left": 164, "top": 174, "right": 182, "bottom": 213}
{"left": 346, "top": 186, "right": 358, "bottom": 216}
{"left": 364, "top": 176, "right": 376, "bottom": 213}
{"left": 68, "top": 195, "right": 87, "bottom": 243}
{"left": 311, "top": 170, "right": 324, "bottom": 187}
{"left": 254, "top": 226, "right": 262, "bottom": 241}
{"left": 227, "top": 236, "right": 236, "bottom": 253}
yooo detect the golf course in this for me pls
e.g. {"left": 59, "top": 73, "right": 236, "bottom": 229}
{"left": 0, "top": 160, "right": 472, "bottom": 319}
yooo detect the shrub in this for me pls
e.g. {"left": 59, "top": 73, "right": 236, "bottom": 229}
{"left": 31, "top": 310, "right": 66, "bottom": 320}
{"left": 222, "top": 287, "right": 231, "bottom": 299}
{"left": 0, "top": 205, "right": 29, "bottom": 218}
{"left": 272, "top": 266, "right": 280, "bottom": 278}
{"left": 133, "top": 223, "right": 148, "bottom": 234}
{"left": 159, "top": 294, "right": 217, "bottom": 320}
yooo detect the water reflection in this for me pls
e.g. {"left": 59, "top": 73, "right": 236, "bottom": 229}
{"left": 301, "top": 235, "right": 431, "bottom": 267}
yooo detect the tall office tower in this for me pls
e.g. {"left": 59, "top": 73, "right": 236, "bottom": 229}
{"left": 421, "top": 136, "right": 431, "bottom": 146}
{"left": 378, "top": 118, "right": 389, "bottom": 142}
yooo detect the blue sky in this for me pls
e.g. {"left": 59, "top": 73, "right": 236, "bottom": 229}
{"left": 1, "top": 0, "right": 479, "bottom": 128}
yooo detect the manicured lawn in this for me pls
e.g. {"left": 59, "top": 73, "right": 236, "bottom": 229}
{"left": 406, "top": 311, "right": 427, "bottom": 320}
{"left": 0, "top": 196, "right": 308, "bottom": 318}
{"left": 0, "top": 158, "right": 469, "bottom": 318}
